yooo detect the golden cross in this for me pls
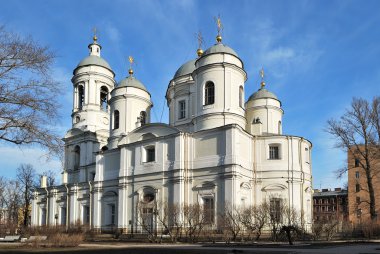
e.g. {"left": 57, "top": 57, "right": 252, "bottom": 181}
{"left": 197, "top": 31, "right": 204, "bottom": 49}
{"left": 215, "top": 15, "right": 223, "bottom": 35}
{"left": 92, "top": 27, "right": 98, "bottom": 42}
{"left": 260, "top": 68, "right": 265, "bottom": 80}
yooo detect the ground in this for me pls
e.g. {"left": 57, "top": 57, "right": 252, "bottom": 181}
{"left": 0, "top": 242, "right": 380, "bottom": 254}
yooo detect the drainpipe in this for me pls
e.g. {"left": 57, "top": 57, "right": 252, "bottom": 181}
{"left": 89, "top": 181, "right": 92, "bottom": 229}
{"left": 45, "top": 187, "right": 49, "bottom": 226}
{"left": 64, "top": 184, "right": 69, "bottom": 231}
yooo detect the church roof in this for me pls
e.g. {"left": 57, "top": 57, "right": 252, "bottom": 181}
{"left": 248, "top": 87, "right": 278, "bottom": 101}
{"left": 76, "top": 55, "right": 112, "bottom": 72}
{"left": 173, "top": 59, "right": 196, "bottom": 79}
{"left": 203, "top": 43, "right": 238, "bottom": 57}
{"left": 118, "top": 76, "right": 148, "bottom": 92}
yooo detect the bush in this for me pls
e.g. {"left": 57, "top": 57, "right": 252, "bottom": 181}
{"left": 47, "top": 233, "right": 84, "bottom": 247}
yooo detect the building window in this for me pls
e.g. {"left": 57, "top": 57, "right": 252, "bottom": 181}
{"left": 61, "top": 207, "right": 66, "bottom": 225}
{"left": 355, "top": 184, "right": 360, "bottom": 192}
{"left": 203, "top": 197, "right": 214, "bottom": 224}
{"left": 83, "top": 206, "right": 90, "bottom": 224}
{"left": 355, "top": 158, "right": 360, "bottom": 167}
{"left": 78, "top": 85, "right": 84, "bottom": 109}
{"left": 178, "top": 100, "right": 186, "bottom": 119}
{"left": 269, "top": 145, "right": 280, "bottom": 159}
{"left": 355, "top": 171, "right": 359, "bottom": 179}
{"left": 41, "top": 208, "right": 46, "bottom": 226}
{"left": 74, "top": 145, "right": 80, "bottom": 170}
{"left": 113, "top": 110, "right": 120, "bottom": 129}
{"left": 239, "top": 86, "right": 244, "bottom": 108}
{"left": 110, "top": 204, "right": 116, "bottom": 225}
{"left": 140, "top": 111, "right": 146, "bottom": 125}
{"left": 270, "top": 198, "right": 282, "bottom": 223}
{"left": 356, "top": 197, "right": 360, "bottom": 204}
{"left": 75, "top": 115, "right": 80, "bottom": 123}
{"left": 204, "top": 81, "right": 215, "bottom": 105}
{"left": 100, "top": 86, "right": 108, "bottom": 110}
{"left": 145, "top": 146, "right": 155, "bottom": 162}
{"left": 357, "top": 208, "right": 362, "bottom": 218}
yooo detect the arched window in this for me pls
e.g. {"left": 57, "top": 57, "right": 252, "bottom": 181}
{"left": 78, "top": 85, "right": 84, "bottom": 109}
{"left": 100, "top": 86, "right": 108, "bottom": 111}
{"left": 239, "top": 86, "right": 244, "bottom": 108}
{"left": 101, "top": 146, "right": 108, "bottom": 152}
{"left": 74, "top": 145, "right": 80, "bottom": 170}
{"left": 114, "top": 110, "right": 119, "bottom": 129}
{"left": 140, "top": 111, "right": 146, "bottom": 125}
{"left": 204, "top": 82, "right": 215, "bottom": 105}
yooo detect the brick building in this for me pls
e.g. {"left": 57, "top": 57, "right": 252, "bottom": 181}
{"left": 313, "top": 188, "right": 348, "bottom": 222}
{"left": 348, "top": 151, "right": 380, "bottom": 225}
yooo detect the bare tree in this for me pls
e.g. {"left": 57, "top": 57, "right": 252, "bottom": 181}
{"left": 0, "top": 25, "right": 63, "bottom": 157}
{"left": 155, "top": 202, "right": 184, "bottom": 242}
{"left": 2, "top": 179, "right": 21, "bottom": 227}
{"left": 240, "top": 203, "right": 269, "bottom": 241}
{"left": 17, "top": 164, "right": 37, "bottom": 227}
{"left": 136, "top": 200, "right": 159, "bottom": 242}
{"left": 40, "top": 169, "right": 57, "bottom": 187}
{"left": 220, "top": 204, "right": 243, "bottom": 242}
{"left": 183, "top": 203, "right": 206, "bottom": 242}
{"left": 327, "top": 97, "right": 380, "bottom": 221}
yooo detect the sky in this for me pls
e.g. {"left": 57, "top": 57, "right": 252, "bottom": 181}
{"left": 0, "top": 0, "right": 379, "bottom": 189}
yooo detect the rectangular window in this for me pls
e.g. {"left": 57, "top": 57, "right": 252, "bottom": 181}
{"left": 145, "top": 146, "right": 155, "bottom": 162}
{"left": 178, "top": 100, "right": 186, "bottom": 119}
{"left": 83, "top": 206, "right": 90, "bottom": 224}
{"left": 269, "top": 146, "right": 279, "bottom": 159}
{"left": 356, "top": 184, "right": 360, "bottom": 193}
{"left": 355, "top": 158, "right": 360, "bottom": 167}
{"left": 110, "top": 204, "right": 115, "bottom": 225}
{"left": 355, "top": 171, "right": 359, "bottom": 179}
{"left": 270, "top": 198, "right": 282, "bottom": 222}
{"left": 356, "top": 196, "right": 360, "bottom": 204}
{"left": 61, "top": 207, "right": 66, "bottom": 225}
{"left": 203, "top": 197, "right": 214, "bottom": 224}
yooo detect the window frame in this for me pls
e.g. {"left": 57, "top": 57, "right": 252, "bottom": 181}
{"left": 144, "top": 145, "right": 156, "bottom": 163}
{"left": 178, "top": 100, "right": 186, "bottom": 120}
{"left": 269, "top": 145, "right": 280, "bottom": 160}
{"left": 203, "top": 196, "right": 215, "bottom": 224}
{"left": 204, "top": 81, "right": 215, "bottom": 106}
{"left": 114, "top": 110, "right": 120, "bottom": 130}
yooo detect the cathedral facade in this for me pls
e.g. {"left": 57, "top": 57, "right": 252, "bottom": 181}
{"left": 31, "top": 32, "right": 313, "bottom": 233}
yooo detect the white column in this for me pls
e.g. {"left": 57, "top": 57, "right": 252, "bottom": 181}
{"left": 92, "top": 184, "right": 102, "bottom": 231}
{"left": 69, "top": 185, "right": 78, "bottom": 224}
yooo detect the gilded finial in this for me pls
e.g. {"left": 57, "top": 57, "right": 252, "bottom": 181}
{"left": 214, "top": 15, "right": 223, "bottom": 43}
{"left": 128, "top": 56, "right": 134, "bottom": 76}
{"left": 196, "top": 31, "right": 204, "bottom": 57}
{"left": 92, "top": 27, "right": 98, "bottom": 42}
{"left": 260, "top": 68, "right": 266, "bottom": 88}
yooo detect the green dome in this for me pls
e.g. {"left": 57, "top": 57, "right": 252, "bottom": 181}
{"left": 118, "top": 76, "right": 147, "bottom": 92}
{"left": 76, "top": 55, "right": 112, "bottom": 71}
{"left": 248, "top": 87, "right": 278, "bottom": 101}
{"left": 174, "top": 59, "right": 196, "bottom": 79}
{"left": 203, "top": 43, "right": 238, "bottom": 57}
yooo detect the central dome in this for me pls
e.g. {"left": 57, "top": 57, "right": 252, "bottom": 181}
{"left": 203, "top": 43, "right": 238, "bottom": 57}
{"left": 118, "top": 76, "right": 147, "bottom": 92}
{"left": 173, "top": 59, "right": 196, "bottom": 79}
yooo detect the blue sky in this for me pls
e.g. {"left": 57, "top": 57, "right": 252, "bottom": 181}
{"left": 0, "top": 0, "right": 379, "bottom": 189}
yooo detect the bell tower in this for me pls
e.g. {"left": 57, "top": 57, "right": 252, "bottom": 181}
{"left": 63, "top": 32, "right": 115, "bottom": 183}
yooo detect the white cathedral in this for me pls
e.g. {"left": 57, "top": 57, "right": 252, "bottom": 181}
{"left": 31, "top": 30, "right": 313, "bottom": 233}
